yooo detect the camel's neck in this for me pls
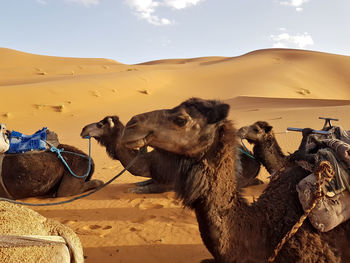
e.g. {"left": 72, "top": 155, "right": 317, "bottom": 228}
{"left": 253, "top": 134, "right": 287, "bottom": 175}
{"left": 194, "top": 191, "right": 263, "bottom": 262}
{"left": 175, "top": 121, "right": 262, "bottom": 261}
{"left": 97, "top": 127, "right": 150, "bottom": 177}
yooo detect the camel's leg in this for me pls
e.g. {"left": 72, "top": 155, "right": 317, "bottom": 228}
{"left": 56, "top": 174, "right": 103, "bottom": 197}
{"left": 81, "top": 179, "right": 104, "bottom": 193}
{"left": 135, "top": 179, "right": 154, "bottom": 187}
{"left": 129, "top": 182, "right": 173, "bottom": 194}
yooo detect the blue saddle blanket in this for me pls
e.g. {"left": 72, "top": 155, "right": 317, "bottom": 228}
{"left": 6, "top": 127, "right": 48, "bottom": 153}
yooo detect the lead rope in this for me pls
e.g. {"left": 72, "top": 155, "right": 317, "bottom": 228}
{"left": 267, "top": 161, "right": 335, "bottom": 262}
{"left": 240, "top": 139, "right": 256, "bottom": 159}
{"left": 48, "top": 136, "right": 92, "bottom": 179}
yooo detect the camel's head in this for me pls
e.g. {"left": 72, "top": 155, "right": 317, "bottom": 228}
{"left": 121, "top": 98, "right": 230, "bottom": 158}
{"left": 238, "top": 121, "right": 273, "bottom": 144}
{"left": 80, "top": 116, "right": 123, "bottom": 140}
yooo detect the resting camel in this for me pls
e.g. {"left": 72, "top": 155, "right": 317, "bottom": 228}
{"left": 0, "top": 143, "right": 103, "bottom": 199}
{"left": 80, "top": 116, "right": 261, "bottom": 193}
{"left": 121, "top": 97, "right": 350, "bottom": 263}
{"left": 0, "top": 202, "right": 83, "bottom": 263}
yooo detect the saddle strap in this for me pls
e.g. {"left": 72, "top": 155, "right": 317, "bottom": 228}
{"left": 0, "top": 155, "right": 13, "bottom": 199}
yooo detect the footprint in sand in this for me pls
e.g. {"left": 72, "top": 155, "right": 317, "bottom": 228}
{"left": 130, "top": 198, "right": 164, "bottom": 210}
{"left": 129, "top": 227, "right": 139, "bottom": 232}
{"left": 131, "top": 215, "right": 157, "bottom": 224}
{"left": 77, "top": 224, "right": 113, "bottom": 235}
{"left": 85, "top": 224, "right": 113, "bottom": 230}
{"left": 88, "top": 225, "right": 102, "bottom": 230}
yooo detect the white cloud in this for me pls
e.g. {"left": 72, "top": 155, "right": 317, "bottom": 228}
{"left": 126, "top": 0, "right": 204, "bottom": 25}
{"left": 164, "top": 0, "right": 203, "bottom": 9}
{"left": 279, "top": 0, "right": 311, "bottom": 11}
{"left": 126, "top": 0, "right": 171, "bottom": 25}
{"left": 270, "top": 31, "right": 314, "bottom": 49}
{"left": 65, "top": 0, "right": 100, "bottom": 7}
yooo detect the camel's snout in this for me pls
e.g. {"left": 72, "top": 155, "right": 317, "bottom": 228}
{"left": 237, "top": 126, "right": 248, "bottom": 139}
{"left": 80, "top": 127, "right": 89, "bottom": 138}
{"left": 122, "top": 116, "right": 155, "bottom": 149}
{"left": 80, "top": 123, "right": 104, "bottom": 139}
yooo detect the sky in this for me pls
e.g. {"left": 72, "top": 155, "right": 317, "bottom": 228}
{"left": 0, "top": 0, "right": 350, "bottom": 64}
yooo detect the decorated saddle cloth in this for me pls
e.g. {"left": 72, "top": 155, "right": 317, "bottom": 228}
{"left": 6, "top": 128, "right": 48, "bottom": 154}
{"left": 296, "top": 126, "right": 350, "bottom": 232}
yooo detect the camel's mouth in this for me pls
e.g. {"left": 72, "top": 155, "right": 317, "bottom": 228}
{"left": 80, "top": 130, "right": 99, "bottom": 139}
{"left": 245, "top": 138, "right": 255, "bottom": 144}
{"left": 80, "top": 123, "right": 104, "bottom": 139}
{"left": 123, "top": 132, "right": 153, "bottom": 149}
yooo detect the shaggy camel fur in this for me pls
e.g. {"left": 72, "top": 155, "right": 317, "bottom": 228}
{"left": 121, "top": 97, "right": 350, "bottom": 263}
{"left": 81, "top": 116, "right": 261, "bottom": 193}
{"left": 0, "top": 143, "right": 103, "bottom": 198}
{"left": 0, "top": 202, "right": 83, "bottom": 263}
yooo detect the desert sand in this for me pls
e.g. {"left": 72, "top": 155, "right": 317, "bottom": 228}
{"left": 1, "top": 47, "right": 350, "bottom": 262}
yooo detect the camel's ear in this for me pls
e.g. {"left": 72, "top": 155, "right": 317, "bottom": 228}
{"left": 264, "top": 125, "right": 272, "bottom": 133}
{"left": 107, "top": 117, "right": 115, "bottom": 128}
{"left": 207, "top": 103, "right": 230, "bottom": 124}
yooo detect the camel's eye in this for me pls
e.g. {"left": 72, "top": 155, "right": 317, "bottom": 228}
{"left": 97, "top": 122, "right": 103, "bottom": 128}
{"left": 173, "top": 116, "right": 188, "bottom": 127}
{"left": 253, "top": 127, "right": 259, "bottom": 132}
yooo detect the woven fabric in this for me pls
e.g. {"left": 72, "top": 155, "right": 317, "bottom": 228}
{"left": 6, "top": 128, "right": 47, "bottom": 154}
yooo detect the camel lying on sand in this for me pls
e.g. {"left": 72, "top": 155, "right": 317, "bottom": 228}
{"left": 0, "top": 143, "right": 103, "bottom": 199}
{"left": 81, "top": 116, "right": 261, "bottom": 193}
{"left": 121, "top": 97, "right": 350, "bottom": 263}
{"left": 0, "top": 202, "right": 83, "bottom": 263}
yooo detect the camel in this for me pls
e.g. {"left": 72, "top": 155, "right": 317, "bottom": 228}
{"left": 237, "top": 121, "right": 320, "bottom": 177}
{"left": 0, "top": 143, "right": 103, "bottom": 199}
{"left": 0, "top": 201, "right": 83, "bottom": 263}
{"left": 237, "top": 121, "right": 291, "bottom": 177}
{"left": 121, "top": 97, "right": 350, "bottom": 263}
{"left": 80, "top": 116, "right": 261, "bottom": 193}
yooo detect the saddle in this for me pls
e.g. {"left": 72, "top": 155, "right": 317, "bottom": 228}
{"left": 6, "top": 128, "right": 59, "bottom": 154}
{"left": 296, "top": 126, "right": 350, "bottom": 232}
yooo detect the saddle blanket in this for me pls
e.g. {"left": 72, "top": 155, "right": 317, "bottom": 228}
{"left": 6, "top": 128, "right": 48, "bottom": 154}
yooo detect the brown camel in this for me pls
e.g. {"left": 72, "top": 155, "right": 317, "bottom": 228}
{"left": 121, "top": 97, "right": 350, "bottom": 263}
{"left": 0, "top": 143, "right": 103, "bottom": 199}
{"left": 237, "top": 121, "right": 291, "bottom": 177}
{"left": 80, "top": 116, "right": 261, "bottom": 193}
{"left": 237, "top": 121, "right": 318, "bottom": 177}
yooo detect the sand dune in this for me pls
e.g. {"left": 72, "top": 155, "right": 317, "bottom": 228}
{"left": 1, "top": 47, "right": 350, "bottom": 262}
{"left": 227, "top": 96, "right": 350, "bottom": 109}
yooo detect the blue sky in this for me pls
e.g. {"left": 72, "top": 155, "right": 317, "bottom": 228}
{"left": 0, "top": 0, "right": 349, "bottom": 64}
